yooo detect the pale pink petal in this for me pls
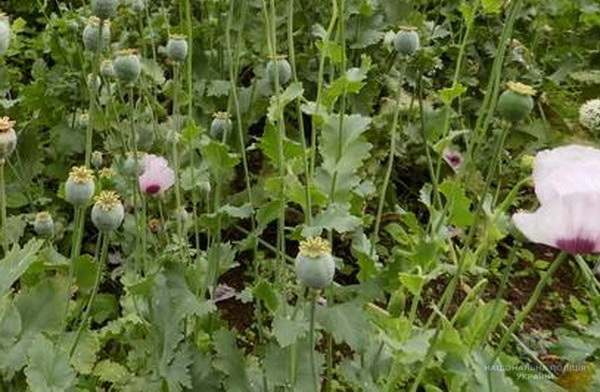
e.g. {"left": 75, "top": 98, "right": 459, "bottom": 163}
{"left": 139, "top": 154, "right": 175, "bottom": 196}
{"left": 513, "top": 192, "right": 600, "bottom": 253}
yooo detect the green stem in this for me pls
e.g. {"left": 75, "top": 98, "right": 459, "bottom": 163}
{"left": 171, "top": 64, "right": 187, "bottom": 263}
{"left": 308, "top": 291, "right": 319, "bottom": 392}
{"left": 69, "top": 232, "right": 109, "bottom": 358}
{"left": 490, "top": 252, "right": 567, "bottom": 363}
{"left": 85, "top": 19, "right": 104, "bottom": 168}
{"left": 0, "top": 161, "right": 8, "bottom": 255}
{"left": 128, "top": 86, "right": 143, "bottom": 272}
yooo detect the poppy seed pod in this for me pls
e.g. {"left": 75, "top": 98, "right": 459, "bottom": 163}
{"left": 393, "top": 26, "right": 420, "bottom": 56}
{"left": 295, "top": 237, "right": 335, "bottom": 289}
{"left": 33, "top": 212, "right": 54, "bottom": 238}
{"left": 166, "top": 35, "right": 188, "bottom": 63}
{"left": 113, "top": 49, "right": 141, "bottom": 83}
{"left": 266, "top": 55, "right": 292, "bottom": 86}
{"left": 91, "top": 151, "right": 103, "bottom": 168}
{"left": 210, "top": 111, "right": 232, "bottom": 140}
{"left": 497, "top": 82, "right": 536, "bottom": 122}
{"left": 82, "top": 17, "right": 110, "bottom": 52}
{"left": 91, "top": 191, "right": 124, "bottom": 232}
{"left": 131, "top": 0, "right": 145, "bottom": 13}
{"left": 92, "top": 0, "right": 117, "bottom": 20}
{"left": 579, "top": 99, "right": 600, "bottom": 132}
{"left": 0, "top": 117, "right": 17, "bottom": 162}
{"left": 100, "top": 59, "right": 115, "bottom": 78}
{"left": 65, "top": 166, "right": 96, "bottom": 206}
{"left": 0, "top": 13, "right": 11, "bottom": 56}
{"left": 123, "top": 152, "right": 146, "bottom": 176}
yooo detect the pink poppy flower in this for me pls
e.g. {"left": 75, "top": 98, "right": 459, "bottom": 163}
{"left": 442, "top": 147, "right": 464, "bottom": 170}
{"left": 139, "top": 154, "right": 175, "bottom": 196}
{"left": 513, "top": 145, "right": 600, "bottom": 254}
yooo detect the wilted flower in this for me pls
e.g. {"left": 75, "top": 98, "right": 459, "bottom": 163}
{"left": 91, "top": 191, "right": 124, "bottom": 232}
{"left": 579, "top": 99, "right": 600, "bottom": 132}
{"left": 0, "top": 13, "right": 11, "bottom": 56}
{"left": 214, "top": 284, "right": 237, "bottom": 303}
{"left": 295, "top": 237, "right": 335, "bottom": 289}
{"left": 65, "top": 166, "right": 96, "bottom": 206}
{"left": 166, "top": 34, "right": 188, "bottom": 63}
{"left": 0, "top": 116, "right": 17, "bottom": 162}
{"left": 442, "top": 147, "right": 464, "bottom": 170}
{"left": 148, "top": 218, "right": 162, "bottom": 233}
{"left": 33, "top": 212, "right": 54, "bottom": 238}
{"left": 513, "top": 145, "right": 600, "bottom": 254}
{"left": 139, "top": 154, "right": 175, "bottom": 196}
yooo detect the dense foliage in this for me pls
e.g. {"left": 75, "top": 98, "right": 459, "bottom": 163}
{"left": 1, "top": 0, "right": 600, "bottom": 391}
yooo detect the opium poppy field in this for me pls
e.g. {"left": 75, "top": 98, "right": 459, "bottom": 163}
{"left": 2, "top": 0, "right": 600, "bottom": 391}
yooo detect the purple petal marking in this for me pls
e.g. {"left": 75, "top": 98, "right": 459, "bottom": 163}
{"left": 556, "top": 237, "right": 596, "bottom": 254}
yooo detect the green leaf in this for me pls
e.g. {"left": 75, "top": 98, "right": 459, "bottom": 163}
{"left": 438, "top": 83, "right": 467, "bottom": 106}
{"left": 316, "top": 113, "right": 372, "bottom": 201}
{"left": 65, "top": 331, "right": 100, "bottom": 375}
{"left": 25, "top": 334, "right": 76, "bottom": 392}
{"left": 439, "top": 180, "right": 474, "bottom": 228}
{"left": 94, "top": 359, "right": 130, "bottom": 385}
{"left": 398, "top": 273, "right": 426, "bottom": 296}
{"left": 317, "top": 302, "right": 371, "bottom": 352}
{"left": 481, "top": 0, "right": 503, "bottom": 14}
{"left": 213, "top": 329, "right": 253, "bottom": 392}
{"left": 258, "top": 123, "right": 304, "bottom": 167}
{"left": 0, "top": 239, "right": 44, "bottom": 297}
{"left": 322, "top": 55, "right": 371, "bottom": 108}
{"left": 200, "top": 140, "right": 240, "bottom": 174}
{"left": 206, "top": 79, "right": 231, "bottom": 97}
{"left": 267, "top": 82, "right": 304, "bottom": 122}
{"left": 302, "top": 202, "right": 361, "bottom": 237}
{"left": 256, "top": 199, "right": 285, "bottom": 231}
{"left": 272, "top": 315, "right": 309, "bottom": 347}
{"left": 253, "top": 280, "right": 280, "bottom": 313}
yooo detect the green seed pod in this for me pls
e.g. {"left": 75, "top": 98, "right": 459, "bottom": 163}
{"left": 0, "top": 117, "right": 17, "bottom": 162}
{"left": 0, "top": 13, "right": 11, "bottom": 56}
{"left": 34, "top": 212, "right": 54, "bottom": 238}
{"left": 210, "top": 111, "right": 232, "bottom": 140}
{"left": 65, "top": 166, "right": 96, "bottom": 206}
{"left": 91, "top": 151, "right": 103, "bottom": 168}
{"left": 82, "top": 17, "right": 110, "bottom": 52}
{"left": 100, "top": 59, "right": 115, "bottom": 78}
{"left": 67, "top": 20, "right": 79, "bottom": 34}
{"left": 166, "top": 35, "right": 188, "bottom": 63}
{"left": 91, "top": 191, "right": 124, "bottom": 232}
{"left": 123, "top": 152, "right": 146, "bottom": 176}
{"left": 131, "top": 0, "right": 145, "bottom": 13}
{"left": 266, "top": 55, "right": 292, "bottom": 86}
{"left": 92, "top": 0, "right": 117, "bottom": 20}
{"left": 113, "top": 49, "right": 141, "bottom": 83}
{"left": 497, "top": 82, "right": 536, "bottom": 122}
{"left": 393, "top": 26, "right": 420, "bottom": 56}
{"left": 295, "top": 237, "right": 335, "bottom": 289}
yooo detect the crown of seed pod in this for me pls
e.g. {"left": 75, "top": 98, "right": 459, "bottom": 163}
{"left": 393, "top": 26, "right": 420, "bottom": 56}
{"left": 166, "top": 34, "right": 188, "bottom": 63}
{"left": 113, "top": 49, "right": 141, "bottom": 83}
{"left": 100, "top": 59, "right": 115, "bottom": 78}
{"left": 65, "top": 166, "right": 96, "bottom": 206}
{"left": 92, "top": 0, "right": 117, "bottom": 20}
{"left": 0, "top": 13, "right": 11, "bottom": 56}
{"left": 266, "top": 54, "right": 292, "bottom": 86}
{"left": 579, "top": 99, "right": 600, "bottom": 132}
{"left": 210, "top": 111, "right": 232, "bottom": 140}
{"left": 82, "top": 17, "right": 110, "bottom": 52}
{"left": 497, "top": 82, "right": 536, "bottom": 122}
{"left": 295, "top": 237, "right": 335, "bottom": 289}
{"left": 33, "top": 211, "right": 54, "bottom": 238}
{"left": 91, "top": 191, "right": 124, "bottom": 231}
{"left": 0, "top": 117, "right": 17, "bottom": 163}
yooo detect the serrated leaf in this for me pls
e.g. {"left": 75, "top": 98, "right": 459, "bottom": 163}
{"left": 302, "top": 202, "right": 361, "bottom": 237}
{"left": 256, "top": 199, "right": 285, "bottom": 230}
{"left": 213, "top": 329, "right": 253, "bottom": 392}
{"left": 439, "top": 180, "right": 474, "bottom": 228}
{"left": 94, "top": 359, "right": 130, "bottom": 385}
{"left": 438, "top": 83, "right": 467, "bottom": 106}
{"left": 253, "top": 280, "right": 280, "bottom": 313}
{"left": 206, "top": 80, "right": 231, "bottom": 97}
{"left": 25, "top": 334, "right": 76, "bottom": 392}
{"left": 267, "top": 82, "right": 304, "bottom": 122}
{"left": 200, "top": 140, "right": 240, "bottom": 173}
{"left": 258, "top": 123, "right": 304, "bottom": 167}
{"left": 322, "top": 56, "right": 372, "bottom": 108}
{"left": 481, "top": 0, "right": 503, "bottom": 14}
{"left": 316, "top": 302, "right": 371, "bottom": 352}
{"left": 272, "top": 315, "right": 309, "bottom": 347}
{"left": 0, "top": 239, "right": 44, "bottom": 297}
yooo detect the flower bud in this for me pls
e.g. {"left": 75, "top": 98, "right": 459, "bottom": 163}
{"left": 131, "top": 0, "right": 145, "bottom": 13}
{"left": 113, "top": 49, "right": 141, "bottom": 83}
{"left": 0, "top": 13, "right": 11, "bottom": 56}
{"left": 393, "top": 26, "right": 420, "bottom": 56}
{"left": 91, "top": 151, "right": 103, "bottom": 168}
{"left": 82, "top": 17, "right": 110, "bottom": 52}
{"left": 123, "top": 152, "right": 146, "bottom": 176}
{"left": 210, "top": 111, "right": 232, "bottom": 140}
{"left": 91, "top": 191, "right": 124, "bottom": 232}
{"left": 100, "top": 59, "right": 115, "bottom": 78}
{"left": 65, "top": 166, "right": 96, "bottom": 206}
{"left": 295, "top": 237, "right": 335, "bottom": 289}
{"left": 497, "top": 82, "right": 536, "bottom": 122}
{"left": 98, "top": 167, "right": 116, "bottom": 188}
{"left": 0, "top": 117, "right": 17, "bottom": 162}
{"left": 266, "top": 55, "right": 292, "bottom": 86}
{"left": 33, "top": 212, "right": 54, "bottom": 238}
{"left": 92, "top": 0, "right": 117, "bottom": 21}
{"left": 579, "top": 99, "right": 600, "bottom": 132}
{"left": 166, "top": 34, "right": 188, "bottom": 63}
